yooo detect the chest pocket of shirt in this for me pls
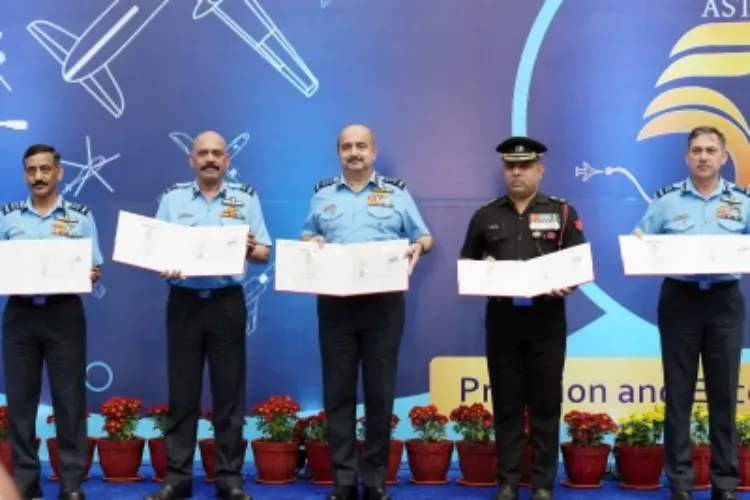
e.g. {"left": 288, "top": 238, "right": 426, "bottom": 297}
{"left": 717, "top": 218, "right": 745, "bottom": 233}
{"left": 483, "top": 228, "right": 507, "bottom": 252}
{"left": 366, "top": 206, "right": 400, "bottom": 232}
{"left": 317, "top": 209, "right": 344, "bottom": 233}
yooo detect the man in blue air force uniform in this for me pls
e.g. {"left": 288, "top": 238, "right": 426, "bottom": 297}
{"left": 144, "top": 131, "right": 270, "bottom": 500}
{"left": 302, "top": 124, "right": 433, "bottom": 500}
{"left": 634, "top": 126, "right": 747, "bottom": 500}
{"left": 0, "top": 144, "right": 103, "bottom": 500}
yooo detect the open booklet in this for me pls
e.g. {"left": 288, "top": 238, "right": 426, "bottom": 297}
{"left": 112, "top": 211, "right": 249, "bottom": 277}
{"left": 274, "top": 239, "right": 410, "bottom": 296}
{"left": 619, "top": 234, "right": 750, "bottom": 275}
{"left": 457, "top": 243, "right": 594, "bottom": 297}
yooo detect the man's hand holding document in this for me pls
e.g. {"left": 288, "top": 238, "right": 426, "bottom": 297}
{"left": 274, "top": 239, "right": 410, "bottom": 296}
{"left": 457, "top": 243, "right": 595, "bottom": 297}
{"left": 0, "top": 239, "right": 93, "bottom": 295}
{"left": 112, "top": 211, "right": 248, "bottom": 277}
{"left": 620, "top": 233, "right": 750, "bottom": 275}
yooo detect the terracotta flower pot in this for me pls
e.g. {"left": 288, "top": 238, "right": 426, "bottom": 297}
{"left": 251, "top": 440, "right": 299, "bottom": 484}
{"left": 616, "top": 444, "right": 664, "bottom": 490}
{"left": 0, "top": 438, "right": 40, "bottom": 476}
{"left": 520, "top": 443, "right": 533, "bottom": 487}
{"left": 738, "top": 447, "right": 750, "bottom": 491}
{"left": 199, "top": 438, "right": 248, "bottom": 482}
{"left": 692, "top": 446, "right": 710, "bottom": 490}
{"left": 148, "top": 438, "right": 167, "bottom": 481}
{"left": 356, "top": 439, "right": 404, "bottom": 484}
{"left": 561, "top": 443, "right": 610, "bottom": 487}
{"left": 305, "top": 440, "right": 333, "bottom": 484}
{"left": 405, "top": 439, "right": 453, "bottom": 485}
{"left": 47, "top": 437, "right": 96, "bottom": 481}
{"left": 456, "top": 441, "right": 496, "bottom": 486}
{"left": 97, "top": 437, "right": 145, "bottom": 482}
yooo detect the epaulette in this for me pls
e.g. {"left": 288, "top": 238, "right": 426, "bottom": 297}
{"left": 160, "top": 182, "right": 191, "bottom": 197}
{"left": 67, "top": 203, "right": 90, "bottom": 216}
{"left": 732, "top": 185, "right": 750, "bottom": 197}
{"left": 654, "top": 184, "right": 680, "bottom": 199}
{"left": 548, "top": 195, "right": 567, "bottom": 204}
{"left": 2, "top": 201, "right": 25, "bottom": 215}
{"left": 314, "top": 178, "right": 337, "bottom": 193}
{"left": 228, "top": 183, "right": 256, "bottom": 196}
{"left": 482, "top": 197, "right": 502, "bottom": 208}
{"left": 381, "top": 176, "right": 406, "bottom": 190}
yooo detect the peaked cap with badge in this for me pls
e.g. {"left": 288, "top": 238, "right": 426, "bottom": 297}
{"left": 495, "top": 136, "right": 548, "bottom": 163}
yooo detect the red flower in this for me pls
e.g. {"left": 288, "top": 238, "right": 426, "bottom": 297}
{"left": 407, "top": 405, "right": 448, "bottom": 443}
{"left": 357, "top": 413, "right": 400, "bottom": 440}
{"left": 248, "top": 395, "right": 301, "bottom": 443}
{"left": 100, "top": 397, "right": 142, "bottom": 441}
{"left": 563, "top": 410, "right": 618, "bottom": 447}
{"left": 449, "top": 403, "right": 494, "bottom": 444}
{"left": 147, "top": 404, "right": 169, "bottom": 437}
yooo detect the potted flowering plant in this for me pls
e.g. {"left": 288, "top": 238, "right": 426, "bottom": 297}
{"left": 198, "top": 409, "right": 249, "bottom": 483}
{"left": 98, "top": 397, "right": 144, "bottom": 482}
{"left": 614, "top": 403, "right": 665, "bottom": 489}
{"left": 405, "top": 405, "right": 453, "bottom": 484}
{"left": 736, "top": 413, "right": 750, "bottom": 489}
{"left": 357, "top": 413, "right": 402, "bottom": 484}
{"left": 690, "top": 406, "right": 710, "bottom": 489}
{"left": 46, "top": 407, "right": 96, "bottom": 481}
{"left": 561, "top": 410, "right": 617, "bottom": 488}
{"left": 249, "top": 395, "right": 301, "bottom": 484}
{"left": 145, "top": 404, "right": 168, "bottom": 481}
{"left": 450, "top": 403, "right": 495, "bottom": 486}
{"left": 297, "top": 412, "right": 331, "bottom": 484}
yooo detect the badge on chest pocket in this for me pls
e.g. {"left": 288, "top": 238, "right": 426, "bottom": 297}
{"left": 529, "top": 213, "right": 560, "bottom": 231}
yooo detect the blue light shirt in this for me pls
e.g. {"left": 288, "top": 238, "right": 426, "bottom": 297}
{"left": 635, "top": 177, "right": 750, "bottom": 283}
{"left": 0, "top": 195, "right": 103, "bottom": 267}
{"left": 156, "top": 180, "right": 272, "bottom": 290}
{"left": 302, "top": 172, "right": 431, "bottom": 243}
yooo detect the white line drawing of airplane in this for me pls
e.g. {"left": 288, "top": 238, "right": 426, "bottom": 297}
{"left": 574, "top": 162, "right": 652, "bottom": 203}
{"left": 26, "top": 0, "right": 174, "bottom": 119}
{"left": 0, "top": 120, "right": 28, "bottom": 131}
{"left": 169, "top": 131, "right": 250, "bottom": 182}
{"left": 0, "top": 32, "right": 11, "bottom": 92}
{"left": 168, "top": 130, "right": 273, "bottom": 335}
{"left": 61, "top": 136, "right": 121, "bottom": 197}
{"left": 321, "top": 0, "right": 333, "bottom": 8}
{"left": 192, "top": 0, "right": 319, "bottom": 98}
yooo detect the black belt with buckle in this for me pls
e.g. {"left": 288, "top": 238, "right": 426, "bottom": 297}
{"left": 170, "top": 285, "right": 243, "bottom": 300}
{"left": 664, "top": 278, "right": 738, "bottom": 291}
{"left": 9, "top": 294, "right": 77, "bottom": 307}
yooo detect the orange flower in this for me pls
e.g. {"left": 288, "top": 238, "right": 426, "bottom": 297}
{"left": 100, "top": 397, "right": 143, "bottom": 441}
{"left": 563, "top": 410, "right": 618, "bottom": 447}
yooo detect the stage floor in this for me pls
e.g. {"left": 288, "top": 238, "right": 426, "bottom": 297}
{"left": 33, "top": 463, "right": 750, "bottom": 499}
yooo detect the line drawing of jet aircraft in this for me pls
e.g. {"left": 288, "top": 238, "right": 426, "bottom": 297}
{"left": 0, "top": 32, "right": 11, "bottom": 92}
{"left": 192, "top": 0, "right": 319, "bottom": 98}
{"left": 61, "top": 136, "right": 120, "bottom": 197}
{"left": 0, "top": 120, "right": 28, "bottom": 131}
{"left": 26, "top": 0, "right": 174, "bottom": 118}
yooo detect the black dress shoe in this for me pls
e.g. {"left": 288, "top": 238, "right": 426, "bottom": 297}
{"left": 143, "top": 484, "right": 193, "bottom": 500}
{"left": 495, "top": 485, "right": 518, "bottom": 500}
{"left": 670, "top": 491, "right": 691, "bottom": 500}
{"left": 711, "top": 490, "right": 738, "bottom": 500}
{"left": 362, "top": 486, "right": 390, "bottom": 500}
{"left": 217, "top": 486, "right": 252, "bottom": 500}
{"left": 532, "top": 489, "right": 553, "bottom": 500}
{"left": 58, "top": 485, "right": 85, "bottom": 500}
{"left": 328, "top": 485, "right": 359, "bottom": 500}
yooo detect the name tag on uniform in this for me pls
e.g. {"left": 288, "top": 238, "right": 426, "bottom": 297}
{"left": 512, "top": 297, "right": 533, "bottom": 306}
{"left": 529, "top": 213, "right": 560, "bottom": 231}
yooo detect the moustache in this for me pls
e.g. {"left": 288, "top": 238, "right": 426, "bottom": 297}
{"left": 201, "top": 164, "right": 220, "bottom": 170}
{"left": 347, "top": 156, "right": 364, "bottom": 163}
{"left": 32, "top": 181, "right": 47, "bottom": 187}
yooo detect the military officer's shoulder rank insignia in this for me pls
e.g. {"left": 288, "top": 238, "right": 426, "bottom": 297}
{"left": 2, "top": 201, "right": 25, "bottom": 215}
{"left": 381, "top": 176, "right": 406, "bottom": 190}
{"left": 162, "top": 182, "right": 191, "bottom": 195}
{"left": 732, "top": 185, "right": 750, "bottom": 198}
{"left": 548, "top": 195, "right": 567, "bottom": 204}
{"left": 314, "top": 177, "right": 337, "bottom": 193}
{"left": 655, "top": 183, "right": 680, "bottom": 199}
{"left": 68, "top": 203, "right": 90, "bottom": 216}
{"left": 229, "top": 183, "right": 255, "bottom": 196}
{"left": 482, "top": 197, "right": 502, "bottom": 208}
